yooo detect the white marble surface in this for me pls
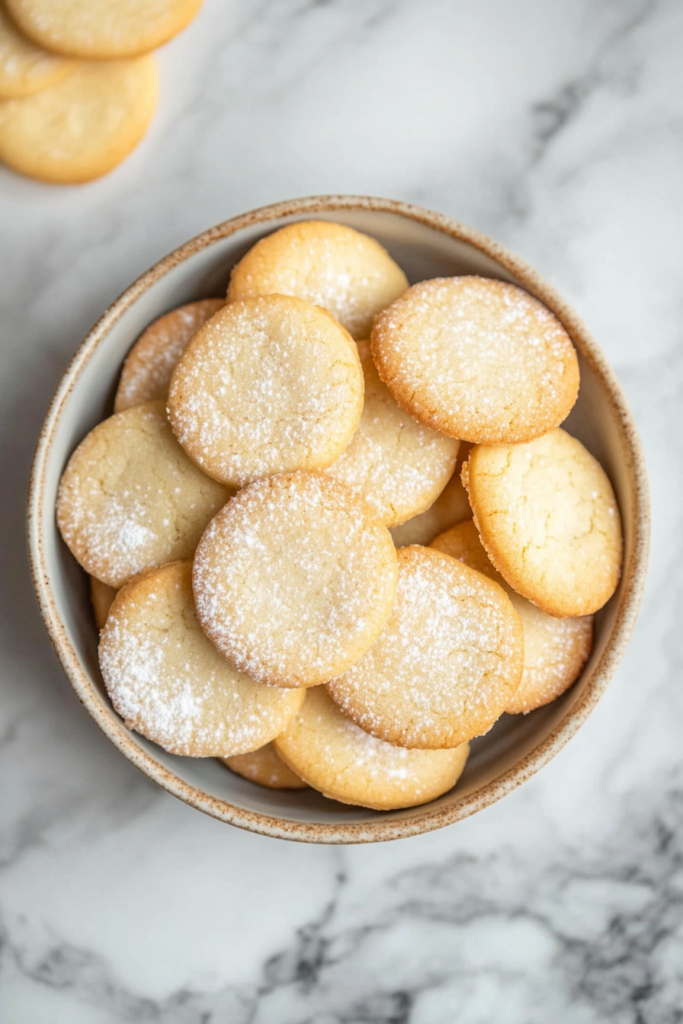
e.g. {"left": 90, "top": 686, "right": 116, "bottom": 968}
{"left": 0, "top": 0, "right": 680, "bottom": 1020}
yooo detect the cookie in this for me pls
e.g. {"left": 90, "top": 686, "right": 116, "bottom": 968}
{"left": 0, "top": 55, "right": 157, "bottom": 183}
{"left": 168, "top": 295, "right": 364, "bottom": 488}
{"left": 274, "top": 686, "right": 470, "bottom": 810}
{"left": 90, "top": 576, "right": 116, "bottom": 630}
{"left": 222, "top": 743, "right": 308, "bottom": 790}
{"left": 390, "top": 442, "right": 472, "bottom": 547}
{"left": 0, "top": 4, "right": 76, "bottom": 99}
{"left": 99, "top": 561, "right": 304, "bottom": 758}
{"left": 57, "top": 400, "right": 230, "bottom": 588}
{"left": 326, "top": 545, "right": 524, "bottom": 748}
{"left": 226, "top": 220, "right": 408, "bottom": 339}
{"left": 371, "top": 276, "right": 580, "bottom": 444}
{"left": 432, "top": 520, "right": 594, "bottom": 714}
{"left": 462, "top": 428, "right": 623, "bottom": 617}
{"left": 5, "top": 0, "right": 202, "bottom": 59}
{"left": 193, "top": 472, "right": 398, "bottom": 689}
{"left": 325, "top": 341, "right": 459, "bottom": 526}
{"left": 114, "top": 299, "right": 224, "bottom": 413}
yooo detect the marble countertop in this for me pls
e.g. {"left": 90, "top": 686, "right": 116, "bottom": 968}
{"left": 1, "top": 1, "right": 680, "bottom": 1020}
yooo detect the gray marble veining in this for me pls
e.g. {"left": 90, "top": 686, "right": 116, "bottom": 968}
{"left": 1, "top": 0, "right": 681, "bottom": 1020}
{"left": 3, "top": 772, "right": 682, "bottom": 1021}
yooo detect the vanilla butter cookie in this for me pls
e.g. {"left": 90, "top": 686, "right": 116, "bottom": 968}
{"left": 390, "top": 442, "right": 472, "bottom": 547}
{"left": 432, "top": 520, "right": 593, "bottom": 714}
{"left": 0, "top": 55, "right": 157, "bottom": 183}
{"left": 193, "top": 472, "right": 398, "bottom": 689}
{"left": 114, "top": 299, "right": 224, "bottom": 412}
{"left": 168, "top": 295, "right": 364, "bottom": 487}
{"left": 99, "top": 561, "right": 304, "bottom": 758}
{"left": 222, "top": 743, "right": 308, "bottom": 790}
{"left": 227, "top": 220, "right": 408, "bottom": 339}
{"left": 5, "top": 0, "right": 202, "bottom": 59}
{"left": 372, "top": 277, "right": 580, "bottom": 444}
{"left": 90, "top": 577, "right": 116, "bottom": 630}
{"left": 326, "top": 341, "right": 459, "bottom": 526}
{"left": 274, "top": 686, "right": 470, "bottom": 810}
{"left": 462, "top": 428, "right": 623, "bottom": 617}
{"left": 57, "top": 401, "right": 230, "bottom": 588}
{"left": 326, "top": 545, "right": 524, "bottom": 748}
{"left": 0, "top": 4, "right": 76, "bottom": 99}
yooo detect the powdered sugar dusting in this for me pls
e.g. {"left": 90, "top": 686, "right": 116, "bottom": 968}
{"left": 56, "top": 401, "right": 229, "bottom": 588}
{"left": 326, "top": 349, "right": 459, "bottom": 526}
{"left": 372, "top": 276, "right": 579, "bottom": 443}
{"left": 193, "top": 472, "right": 398, "bottom": 688}
{"left": 226, "top": 220, "right": 408, "bottom": 339}
{"left": 275, "top": 687, "right": 469, "bottom": 810}
{"left": 115, "top": 299, "right": 223, "bottom": 411}
{"left": 507, "top": 595, "right": 593, "bottom": 713}
{"left": 390, "top": 448, "right": 473, "bottom": 548}
{"left": 327, "top": 545, "right": 524, "bottom": 748}
{"left": 168, "top": 296, "right": 363, "bottom": 487}
{"left": 88, "top": 495, "right": 157, "bottom": 564}
{"left": 99, "top": 561, "right": 303, "bottom": 757}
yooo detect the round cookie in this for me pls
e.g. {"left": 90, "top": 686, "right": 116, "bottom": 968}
{"left": 462, "top": 428, "right": 623, "bottom": 617}
{"left": 326, "top": 545, "right": 524, "bottom": 749}
{"left": 90, "top": 576, "right": 116, "bottom": 630}
{"left": 114, "top": 299, "right": 224, "bottom": 413}
{"left": 168, "top": 295, "right": 364, "bottom": 488}
{"left": 390, "top": 442, "right": 472, "bottom": 547}
{"left": 275, "top": 687, "right": 470, "bottom": 810}
{"left": 371, "top": 276, "right": 580, "bottom": 444}
{"left": 5, "top": 0, "right": 202, "bottom": 59}
{"left": 0, "top": 55, "right": 157, "bottom": 183}
{"left": 57, "top": 400, "right": 230, "bottom": 589}
{"left": 431, "top": 520, "right": 593, "bottom": 714}
{"left": 193, "top": 472, "right": 398, "bottom": 689}
{"left": 0, "top": 4, "right": 76, "bottom": 99}
{"left": 99, "top": 561, "right": 304, "bottom": 758}
{"left": 222, "top": 743, "right": 308, "bottom": 790}
{"left": 226, "top": 220, "right": 408, "bottom": 339}
{"left": 326, "top": 341, "right": 459, "bottom": 526}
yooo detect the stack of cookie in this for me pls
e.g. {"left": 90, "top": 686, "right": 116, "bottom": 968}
{"left": 0, "top": 0, "right": 202, "bottom": 183}
{"left": 56, "top": 220, "right": 623, "bottom": 811}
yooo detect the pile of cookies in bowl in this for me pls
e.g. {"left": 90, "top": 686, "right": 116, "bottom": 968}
{"left": 55, "top": 220, "right": 623, "bottom": 813}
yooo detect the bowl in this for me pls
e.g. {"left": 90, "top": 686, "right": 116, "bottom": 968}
{"left": 28, "top": 196, "right": 650, "bottom": 843}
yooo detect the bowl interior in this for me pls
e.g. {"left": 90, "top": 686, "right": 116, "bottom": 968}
{"left": 31, "top": 201, "right": 644, "bottom": 841}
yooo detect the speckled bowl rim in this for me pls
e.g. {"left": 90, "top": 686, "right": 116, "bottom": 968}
{"left": 27, "top": 195, "right": 650, "bottom": 844}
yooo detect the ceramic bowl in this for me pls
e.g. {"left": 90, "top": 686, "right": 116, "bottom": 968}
{"left": 28, "top": 196, "right": 649, "bottom": 843}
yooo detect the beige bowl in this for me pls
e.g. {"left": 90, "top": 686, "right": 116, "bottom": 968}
{"left": 28, "top": 196, "right": 649, "bottom": 843}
